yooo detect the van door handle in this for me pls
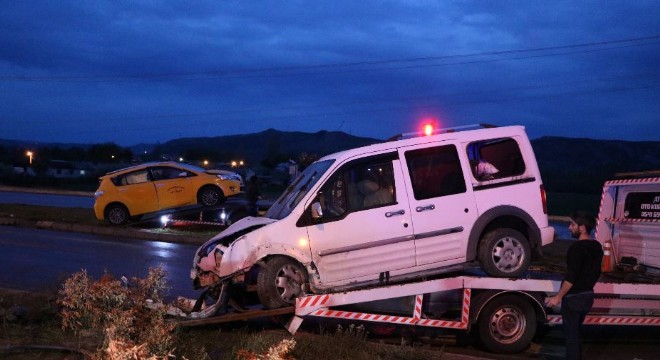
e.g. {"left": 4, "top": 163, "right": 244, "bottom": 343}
{"left": 416, "top": 204, "right": 435, "bottom": 212}
{"left": 156, "top": 183, "right": 165, "bottom": 187}
{"left": 385, "top": 209, "right": 405, "bottom": 217}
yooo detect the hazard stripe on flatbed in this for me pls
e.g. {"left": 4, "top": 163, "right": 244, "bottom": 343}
{"left": 604, "top": 177, "right": 660, "bottom": 186}
{"left": 177, "top": 307, "right": 294, "bottom": 327}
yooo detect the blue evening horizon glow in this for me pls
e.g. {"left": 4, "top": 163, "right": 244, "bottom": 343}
{"left": 1, "top": 1, "right": 659, "bottom": 146}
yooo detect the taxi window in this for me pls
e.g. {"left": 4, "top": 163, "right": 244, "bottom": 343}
{"left": 151, "top": 166, "right": 186, "bottom": 181}
{"left": 113, "top": 169, "right": 150, "bottom": 186}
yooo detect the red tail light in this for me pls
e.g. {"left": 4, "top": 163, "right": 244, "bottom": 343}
{"left": 540, "top": 184, "right": 548, "bottom": 214}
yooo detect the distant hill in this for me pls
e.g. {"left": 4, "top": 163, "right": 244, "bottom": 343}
{"left": 139, "top": 129, "right": 380, "bottom": 166}
{"left": 533, "top": 136, "right": 660, "bottom": 193}
{"left": 145, "top": 131, "right": 659, "bottom": 194}
{"left": 3, "top": 130, "right": 659, "bottom": 194}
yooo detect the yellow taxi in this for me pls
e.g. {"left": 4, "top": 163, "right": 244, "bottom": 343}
{"left": 93, "top": 161, "right": 241, "bottom": 225}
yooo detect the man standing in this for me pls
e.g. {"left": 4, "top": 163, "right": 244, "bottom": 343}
{"left": 545, "top": 211, "right": 604, "bottom": 360}
{"left": 245, "top": 175, "right": 261, "bottom": 217}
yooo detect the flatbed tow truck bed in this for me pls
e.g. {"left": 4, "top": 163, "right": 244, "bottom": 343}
{"left": 159, "top": 266, "right": 660, "bottom": 354}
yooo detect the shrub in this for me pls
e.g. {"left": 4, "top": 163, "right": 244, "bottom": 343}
{"left": 58, "top": 266, "right": 174, "bottom": 359}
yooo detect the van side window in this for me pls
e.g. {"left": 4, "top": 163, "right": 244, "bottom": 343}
{"left": 405, "top": 145, "right": 466, "bottom": 200}
{"left": 317, "top": 159, "right": 396, "bottom": 219}
{"left": 467, "top": 138, "right": 525, "bottom": 181}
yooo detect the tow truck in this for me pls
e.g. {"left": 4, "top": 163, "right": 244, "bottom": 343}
{"left": 161, "top": 172, "right": 660, "bottom": 354}
{"left": 138, "top": 195, "right": 271, "bottom": 229}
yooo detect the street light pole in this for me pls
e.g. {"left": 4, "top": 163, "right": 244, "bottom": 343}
{"left": 26, "top": 151, "right": 33, "bottom": 165}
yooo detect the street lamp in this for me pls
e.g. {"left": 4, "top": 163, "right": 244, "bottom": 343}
{"left": 203, "top": 160, "right": 209, "bottom": 166}
{"left": 26, "top": 151, "right": 33, "bottom": 165}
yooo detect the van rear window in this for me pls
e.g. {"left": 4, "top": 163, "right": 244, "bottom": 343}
{"left": 467, "top": 137, "right": 525, "bottom": 181}
{"left": 624, "top": 192, "right": 660, "bottom": 219}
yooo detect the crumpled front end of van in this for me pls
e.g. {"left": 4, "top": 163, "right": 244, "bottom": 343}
{"left": 190, "top": 217, "right": 275, "bottom": 290}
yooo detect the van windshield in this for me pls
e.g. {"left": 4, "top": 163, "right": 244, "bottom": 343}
{"left": 265, "top": 159, "right": 334, "bottom": 220}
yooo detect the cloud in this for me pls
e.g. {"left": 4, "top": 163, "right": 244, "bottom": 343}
{"left": 1, "top": 1, "right": 659, "bottom": 145}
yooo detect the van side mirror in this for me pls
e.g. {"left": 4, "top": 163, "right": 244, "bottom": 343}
{"left": 311, "top": 202, "right": 323, "bottom": 219}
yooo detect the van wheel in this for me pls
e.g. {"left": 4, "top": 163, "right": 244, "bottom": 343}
{"left": 257, "top": 257, "right": 308, "bottom": 309}
{"left": 198, "top": 186, "right": 225, "bottom": 206}
{"left": 105, "top": 204, "right": 129, "bottom": 225}
{"left": 478, "top": 229, "right": 530, "bottom": 277}
{"left": 476, "top": 294, "right": 536, "bottom": 353}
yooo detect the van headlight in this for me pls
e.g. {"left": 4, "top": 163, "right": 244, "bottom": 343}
{"left": 94, "top": 190, "right": 104, "bottom": 199}
{"left": 214, "top": 249, "right": 223, "bottom": 268}
{"left": 194, "top": 245, "right": 226, "bottom": 273}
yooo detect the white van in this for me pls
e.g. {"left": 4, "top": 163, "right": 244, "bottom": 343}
{"left": 191, "top": 125, "right": 554, "bottom": 309}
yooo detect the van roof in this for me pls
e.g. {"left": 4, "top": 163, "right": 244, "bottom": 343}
{"left": 319, "top": 125, "right": 526, "bottom": 163}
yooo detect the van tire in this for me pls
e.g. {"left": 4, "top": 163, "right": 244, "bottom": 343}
{"left": 476, "top": 294, "right": 536, "bottom": 353}
{"left": 256, "top": 257, "right": 308, "bottom": 309}
{"left": 105, "top": 203, "right": 129, "bottom": 225}
{"left": 478, "top": 228, "right": 530, "bottom": 277}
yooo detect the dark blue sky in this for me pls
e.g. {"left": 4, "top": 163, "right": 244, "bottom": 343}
{"left": 1, "top": 1, "right": 659, "bottom": 145}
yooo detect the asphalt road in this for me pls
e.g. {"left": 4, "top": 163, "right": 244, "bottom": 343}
{"left": 0, "top": 190, "right": 93, "bottom": 208}
{"left": 0, "top": 225, "right": 200, "bottom": 300}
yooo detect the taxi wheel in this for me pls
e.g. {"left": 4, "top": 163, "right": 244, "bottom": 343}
{"left": 105, "top": 204, "right": 129, "bottom": 225}
{"left": 198, "top": 186, "right": 225, "bottom": 206}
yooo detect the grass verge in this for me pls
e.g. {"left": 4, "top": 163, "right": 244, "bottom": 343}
{"left": 1, "top": 283, "right": 450, "bottom": 360}
{"left": 0, "top": 204, "right": 98, "bottom": 226}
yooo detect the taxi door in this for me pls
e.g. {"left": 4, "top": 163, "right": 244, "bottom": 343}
{"left": 150, "top": 166, "right": 195, "bottom": 209}
{"left": 117, "top": 168, "right": 159, "bottom": 215}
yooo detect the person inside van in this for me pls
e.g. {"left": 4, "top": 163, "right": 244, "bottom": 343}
{"left": 357, "top": 172, "right": 393, "bottom": 207}
{"left": 474, "top": 159, "right": 499, "bottom": 181}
